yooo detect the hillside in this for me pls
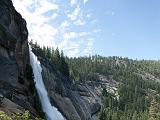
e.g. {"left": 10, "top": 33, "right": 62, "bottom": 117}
{"left": 66, "top": 56, "right": 160, "bottom": 120}
{"left": 31, "top": 43, "right": 160, "bottom": 120}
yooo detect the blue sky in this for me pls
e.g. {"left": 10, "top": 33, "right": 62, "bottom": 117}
{"left": 13, "top": 0, "right": 160, "bottom": 59}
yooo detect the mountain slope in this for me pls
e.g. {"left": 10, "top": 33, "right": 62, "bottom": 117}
{"left": 31, "top": 44, "right": 160, "bottom": 120}
{"left": 66, "top": 56, "right": 160, "bottom": 120}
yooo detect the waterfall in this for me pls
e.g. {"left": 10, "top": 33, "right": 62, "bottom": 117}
{"left": 29, "top": 46, "right": 64, "bottom": 120}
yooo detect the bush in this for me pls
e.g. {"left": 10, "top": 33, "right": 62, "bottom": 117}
{"left": 0, "top": 111, "right": 44, "bottom": 120}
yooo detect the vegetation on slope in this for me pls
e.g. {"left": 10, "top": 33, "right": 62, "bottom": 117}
{"left": 30, "top": 42, "right": 160, "bottom": 120}
{"left": 66, "top": 56, "right": 160, "bottom": 120}
{"left": 0, "top": 111, "right": 43, "bottom": 120}
{"left": 30, "top": 41, "right": 69, "bottom": 78}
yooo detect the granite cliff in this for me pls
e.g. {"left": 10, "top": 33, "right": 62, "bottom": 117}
{"left": 0, "top": 0, "right": 38, "bottom": 117}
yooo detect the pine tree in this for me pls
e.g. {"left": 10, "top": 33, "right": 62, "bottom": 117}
{"left": 46, "top": 47, "right": 51, "bottom": 59}
{"left": 60, "top": 51, "right": 69, "bottom": 77}
{"left": 52, "top": 47, "right": 61, "bottom": 68}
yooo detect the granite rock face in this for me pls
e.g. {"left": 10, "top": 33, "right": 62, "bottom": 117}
{"left": 0, "top": 0, "right": 36, "bottom": 115}
{"left": 42, "top": 63, "right": 102, "bottom": 120}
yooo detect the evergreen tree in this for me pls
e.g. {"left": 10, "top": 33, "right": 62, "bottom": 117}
{"left": 60, "top": 51, "right": 69, "bottom": 77}
{"left": 46, "top": 47, "right": 51, "bottom": 59}
{"left": 53, "top": 47, "right": 61, "bottom": 67}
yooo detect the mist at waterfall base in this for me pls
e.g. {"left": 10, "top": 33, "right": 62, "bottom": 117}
{"left": 29, "top": 46, "right": 64, "bottom": 120}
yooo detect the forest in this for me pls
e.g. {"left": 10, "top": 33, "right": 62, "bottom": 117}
{"left": 31, "top": 43, "right": 160, "bottom": 120}
{"left": 67, "top": 56, "right": 160, "bottom": 120}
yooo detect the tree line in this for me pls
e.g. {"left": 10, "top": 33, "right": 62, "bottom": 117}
{"left": 66, "top": 56, "right": 160, "bottom": 120}
{"left": 30, "top": 41, "right": 69, "bottom": 78}
{"left": 30, "top": 41, "right": 160, "bottom": 120}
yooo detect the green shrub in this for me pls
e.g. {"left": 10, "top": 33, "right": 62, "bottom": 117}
{"left": 0, "top": 111, "right": 44, "bottom": 120}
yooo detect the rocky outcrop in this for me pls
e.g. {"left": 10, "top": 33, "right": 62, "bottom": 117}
{"left": 41, "top": 63, "right": 101, "bottom": 120}
{"left": 0, "top": 0, "right": 28, "bottom": 78}
{"left": 0, "top": 0, "right": 36, "bottom": 116}
{"left": 0, "top": 94, "right": 25, "bottom": 116}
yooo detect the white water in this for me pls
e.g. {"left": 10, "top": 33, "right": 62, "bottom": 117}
{"left": 29, "top": 46, "right": 64, "bottom": 120}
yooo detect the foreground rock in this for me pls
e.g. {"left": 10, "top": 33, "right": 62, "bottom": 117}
{"left": 0, "top": 94, "right": 24, "bottom": 116}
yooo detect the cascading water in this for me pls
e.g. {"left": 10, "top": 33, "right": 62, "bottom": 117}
{"left": 29, "top": 46, "right": 64, "bottom": 120}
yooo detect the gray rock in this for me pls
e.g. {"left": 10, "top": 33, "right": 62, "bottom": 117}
{"left": 0, "top": 0, "right": 36, "bottom": 116}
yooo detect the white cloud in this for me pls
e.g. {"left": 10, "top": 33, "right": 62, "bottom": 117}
{"left": 60, "top": 41, "right": 79, "bottom": 51}
{"left": 51, "top": 13, "right": 58, "bottom": 19}
{"left": 70, "top": 0, "right": 77, "bottom": 5}
{"left": 111, "top": 11, "right": 115, "bottom": 16}
{"left": 12, "top": 0, "right": 99, "bottom": 57}
{"left": 93, "top": 29, "right": 101, "bottom": 33}
{"left": 74, "top": 20, "right": 85, "bottom": 26}
{"left": 12, "top": 0, "right": 59, "bottom": 47}
{"left": 84, "top": 0, "right": 89, "bottom": 4}
{"left": 30, "top": 23, "right": 58, "bottom": 47}
{"left": 79, "top": 32, "right": 91, "bottom": 37}
{"left": 84, "top": 38, "right": 94, "bottom": 55}
{"left": 68, "top": 5, "right": 81, "bottom": 21}
{"left": 36, "top": 1, "right": 58, "bottom": 15}
{"left": 86, "top": 13, "right": 92, "bottom": 18}
{"left": 61, "top": 20, "right": 70, "bottom": 28}
{"left": 68, "top": 48, "right": 79, "bottom": 57}
{"left": 63, "top": 32, "right": 78, "bottom": 40}
{"left": 105, "top": 9, "right": 116, "bottom": 16}
{"left": 58, "top": 39, "right": 79, "bottom": 57}
{"left": 91, "top": 19, "right": 97, "bottom": 24}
